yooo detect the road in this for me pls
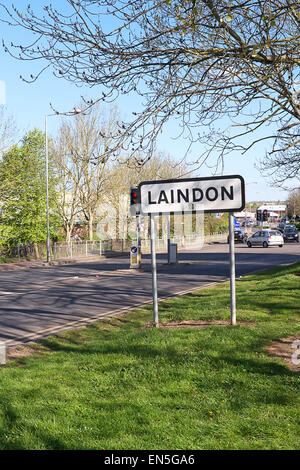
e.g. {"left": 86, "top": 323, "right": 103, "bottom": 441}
{"left": 0, "top": 242, "right": 299, "bottom": 348}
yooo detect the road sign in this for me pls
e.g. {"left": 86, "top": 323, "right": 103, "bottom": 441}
{"left": 130, "top": 245, "right": 141, "bottom": 269}
{"left": 235, "top": 222, "right": 240, "bottom": 229}
{"left": 137, "top": 174, "right": 245, "bottom": 328}
{"left": 139, "top": 175, "right": 245, "bottom": 215}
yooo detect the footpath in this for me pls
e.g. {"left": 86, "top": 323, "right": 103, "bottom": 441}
{"left": 0, "top": 254, "right": 119, "bottom": 272}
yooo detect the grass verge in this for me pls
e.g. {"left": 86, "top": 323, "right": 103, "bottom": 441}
{"left": 0, "top": 262, "right": 299, "bottom": 450}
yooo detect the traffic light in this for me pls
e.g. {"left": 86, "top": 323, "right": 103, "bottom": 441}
{"left": 130, "top": 187, "right": 140, "bottom": 215}
{"left": 256, "top": 209, "right": 262, "bottom": 222}
{"left": 130, "top": 187, "right": 140, "bottom": 205}
{"left": 262, "top": 209, "right": 268, "bottom": 221}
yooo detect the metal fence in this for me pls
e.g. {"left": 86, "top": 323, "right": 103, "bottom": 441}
{"left": 0, "top": 232, "right": 228, "bottom": 262}
{"left": 52, "top": 232, "right": 227, "bottom": 260}
{"left": 52, "top": 239, "right": 132, "bottom": 259}
{"left": 0, "top": 243, "right": 47, "bottom": 260}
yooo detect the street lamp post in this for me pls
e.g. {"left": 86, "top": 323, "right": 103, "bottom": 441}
{"left": 45, "top": 115, "right": 50, "bottom": 263}
{"left": 45, "top": 107, "right": 82, "bottom": 263}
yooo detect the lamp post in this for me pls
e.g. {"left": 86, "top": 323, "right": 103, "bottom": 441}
{"left": 45, "top": 107, "right": 82, "bottom": 262}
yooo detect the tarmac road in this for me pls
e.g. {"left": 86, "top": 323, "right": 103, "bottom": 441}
{"left": 0, "top": 242, "right": 299, "bottom": 348}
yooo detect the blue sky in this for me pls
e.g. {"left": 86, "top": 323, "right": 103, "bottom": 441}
{"left": 0, "top": 1, "right": 295, "bottom": 203}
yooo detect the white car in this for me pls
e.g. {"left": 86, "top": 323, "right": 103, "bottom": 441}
{"left": 247, "top": 230, "right": 284, "bottom": 248}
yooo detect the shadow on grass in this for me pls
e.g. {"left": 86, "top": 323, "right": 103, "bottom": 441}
{"left": 38, "top": 329, "right": 296, "bottom": 380}
{"left": 167, "top": 283, "right": 300, "bottom": 318}
{"left": 243, "top": 261, "right": 300, "bottom": 281}
{"left": 0, "top": 392, "right": 69, "bottom": 450}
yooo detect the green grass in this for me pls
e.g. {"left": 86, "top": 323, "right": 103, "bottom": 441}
{"left": 0, "top": 262, "right": 299, "bottom": 450}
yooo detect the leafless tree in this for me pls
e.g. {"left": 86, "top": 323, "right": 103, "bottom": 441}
{"left": 51, "top": 134, "right": 83, "bottom": 242}
{"left": 257, "top": 143, "right": 300, "bottom": 187}
{"left": 52, "top": 102, "right": 120, "bottom": 241}
{"left": 286, "top": 187, "right": 300, "bottom": 217}
{"left": 104, "top": 151, "right": 186, "bottom": 238}
{"left": 0, "top": 106, "right": 17, "bottom": 155}
{"left": 1, "top": 1, "right": 299, "bottom": 177}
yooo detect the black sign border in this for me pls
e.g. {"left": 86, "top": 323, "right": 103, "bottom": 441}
{"left": 138, "top": 174, "right": 245, "bottom": 214}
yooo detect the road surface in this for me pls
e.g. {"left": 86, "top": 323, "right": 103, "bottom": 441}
{"left": 0, "top": 242, "right": 299, "bottom": 348}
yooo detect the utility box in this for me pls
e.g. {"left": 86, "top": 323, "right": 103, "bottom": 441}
{"left": 169, "top": 243, "right": 178, "bottom": 264}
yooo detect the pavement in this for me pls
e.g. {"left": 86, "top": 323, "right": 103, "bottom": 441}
{"left": 0, "top": 254, "right": 125, "bottom": 271}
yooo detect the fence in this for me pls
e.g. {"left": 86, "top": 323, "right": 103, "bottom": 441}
{"left": 52, "top": 232, "right": 227, "bottom": 260}
{"left": 0, "top": 232, "right": 228, "bottom": 262}
{"left": 0, "top": 243, "right": 47, "bottom": 260}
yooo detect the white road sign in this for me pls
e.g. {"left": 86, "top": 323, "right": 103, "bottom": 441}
{"left": 139, "top": 175, "right": 245, "bottom": 215}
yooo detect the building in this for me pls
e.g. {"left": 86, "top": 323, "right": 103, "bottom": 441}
{"left": 257, "top": 204, "right": 286, "bottom": 219}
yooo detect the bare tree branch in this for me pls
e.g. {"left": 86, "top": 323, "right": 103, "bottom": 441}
{"left": 0, "top": 0, "right": 299, "bottom": 178}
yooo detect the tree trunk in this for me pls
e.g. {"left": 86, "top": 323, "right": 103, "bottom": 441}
{"left": 65, "top": 224, "right": 72, "bottom": 243}
{"left": 89, "top": 214, "right": 93, "bottom": 241}
{"left": 33, "top": 242, "right": 40, "bottom": 260}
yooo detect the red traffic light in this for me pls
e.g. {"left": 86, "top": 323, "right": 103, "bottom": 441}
{"left": 130, "top": 187, "right": 140, "bottom": 205}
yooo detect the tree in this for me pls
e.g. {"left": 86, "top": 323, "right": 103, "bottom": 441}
{"left": 104, "top": 152, "right": 185, "bottom": 238}
{"left": 257, "top": 145, "right": 300, "bottom": 186}
{"left": 106, "top": 151, "right": 186, "bottom": 200}
{"left": 286, "top": 188, "right": 300, "bottom": 218}
{"left": 0, "top": 129, "right": 59, "bottom": 254}
{"left": 51, "top": 124, "right": 85, "bottom": 243}
{"left": 1, "top": 1, "right": 299, "bottom": 177}
{"left": 0, "top": 105, "right": 17, "bottom": 155}
{"left": 51, "top": 103, "right": 120, "bottom": 241}
{"left": 204, "top": 213, "right": 228, "bottom": 235}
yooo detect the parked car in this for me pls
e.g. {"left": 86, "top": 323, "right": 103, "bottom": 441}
{"left": 241, "top": 220, "right": 254, "bottom": 227}
{"left": 227, "top": 229, "right": 248, "bottom": 243}
{"left": 277, "top": 222, "right": 286, "bottom": 232}
{"left": 247, "top": 230, "right": 284, "bottom": 248}
{"left": 284, "top": 224, "right": 297, "bottom": 231}
{"left": 283, "top": 227, "right": 299, "bottom": 243}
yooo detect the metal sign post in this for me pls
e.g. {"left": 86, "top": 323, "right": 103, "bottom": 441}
{"left": 150, "top": 214, "right": 159, "bottom": 327}
{"left": 136, "top": 213, "right": 141, "bottom": 249}
{"left": 136, "top": 212, "right": 142, "bottom": 268}
{"left": 229, "top": 213, "right": 237, "bottom": 325}
{"left": 167, "top": 213, "right": 171, "bottom": 263}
